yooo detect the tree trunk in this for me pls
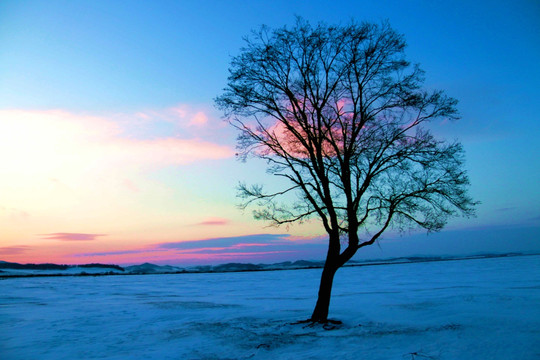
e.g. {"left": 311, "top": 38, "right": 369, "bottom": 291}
{"left": 310, "top": 262, "right": 338, "bottom": 322}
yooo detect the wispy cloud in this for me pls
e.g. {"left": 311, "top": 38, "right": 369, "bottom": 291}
{"left": 67, "top": 233, "right": 328, "bottom": 264}
{"left": 157, "top": 234, "right": 327, "bottom": 257}
{"left": 194, "top": 251, "right": 294, "bottom": 258}
{"left": 130, "top": 104, "right": 225, "bottom": 133}
{"left": 0, "top": 109, "right": 234, "bottom": 178}
{"left": 75, "top": 249, "right": 163, "bottom": 257}
{"left": 166, "top": 105, "right": 211, "bottom": 127}
{"left": 195, "top": 217, "right": 230, "bottom": 226}
{"left": 110, "top": 137, "right": 233, "bottom": 166}
{"left": 158, "top": 234, "right": 291, "bottom": 250}
{"left": 188, "top": 111, "right": 209, "bottom": 127}
{"left": 39, "top": 233, "right": 106, "bottom": 241}
{"left": 0, "top": 246, "right": 30, "bottom": 255}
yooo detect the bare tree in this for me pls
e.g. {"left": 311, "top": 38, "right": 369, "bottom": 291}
{"left": 216, "top": 19, "right": 476, "bottom": 323}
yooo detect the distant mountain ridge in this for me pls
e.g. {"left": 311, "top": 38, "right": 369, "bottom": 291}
{"left": 0, "top": 253, "right": 534, "bottom": 278}
{"left": 0, "top": 261, "right": 124, "bottom": 272}
{"left": 0, "top": 259, "right": 326, "bottom": 277}
{"left": 125, "top": 262, "right": 182, "bottom": 274}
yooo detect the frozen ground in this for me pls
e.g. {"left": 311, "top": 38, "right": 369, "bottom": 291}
{"left": 1, "top": 255, "right": 539, "bottom": 359}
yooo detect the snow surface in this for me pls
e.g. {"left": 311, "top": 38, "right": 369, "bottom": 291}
{"left": 1, "top": 255, "right": 539, "bottom": 359}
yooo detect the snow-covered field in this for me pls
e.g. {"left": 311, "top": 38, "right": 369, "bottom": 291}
{"left": 1, "top": 255, "right": 539, "bottom": 360}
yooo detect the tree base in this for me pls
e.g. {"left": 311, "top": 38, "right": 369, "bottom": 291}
{"left": 291, "top": 318, "right": 343, "bottom": 330}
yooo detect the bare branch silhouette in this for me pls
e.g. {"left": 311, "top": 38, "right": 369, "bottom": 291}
{"left": 217, "top": 18, "right": 477, "bottom": 322}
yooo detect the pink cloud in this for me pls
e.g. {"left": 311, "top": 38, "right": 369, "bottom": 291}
{"left": 0, "top": 246, "right": 30, "bottom": 255}
{"left": 196, "top": 217, "right": 230, "bottom": 226}
{"left": 189, "top": 111, "right": 208, "bottom": 126}
{"left": 135, "top": 112, "right": 151, "bottom": 120}
{"left": 170, "top": 105, "right": 188, "bottom": 118}
{"left": 230, "top": 243, "right": 270, "bottom": 248}
{"left": 166, "top": 243, "right": 271, "bottom": 254}
{"left": 39, "top": 233, "right": 106, "bottom": 241}
{"left": 195, "top": 251, "right": 293, "bottom": 258}
{"left": 121, "top": 179, "right": 139, "bottom": 193}
{"left": 0, "top": 109, "right": 235, "bottom": 174}
{"left": 168, "top": 105, "right": 210, "bottom": 127}
{"left": 157, "top": 234, "right": 327, "bottom": 258}
{"left": 116, "top": 137, "right": 233, "bottom": 166}
{"left": 54, "top": 233, "right": 328, "bottom": 265}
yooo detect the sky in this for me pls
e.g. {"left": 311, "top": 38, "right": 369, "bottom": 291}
{"left": 0, "top": 0, "right": 539, "bottom": 266}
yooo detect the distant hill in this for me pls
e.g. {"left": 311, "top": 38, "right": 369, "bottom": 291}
{"left": 78, "top": 263, "right": 125, "bottom": 271}
{"left": 125, "top": 263, "right": 184, "bottom": 274}
{"left": 0, "top": 259, "right": 326, "bottom": 277}
{"left": 0, "top": 261, "right": 70, "bottom": 270}
{"left": 212, "top": 263, "right": 263, "bottom": 272}
{"left": 0, "top": 261, "right": 124, "bottom": 273}
{"left": 187, "top": 260, "right": 325, "bottom": 273}
{"left": 1, "top": 252, "right": 533, "bottom": 278}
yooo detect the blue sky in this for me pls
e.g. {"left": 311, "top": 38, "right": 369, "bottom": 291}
{"left": 0, "top": 0, "right": 539, "bottom": 265}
